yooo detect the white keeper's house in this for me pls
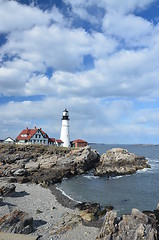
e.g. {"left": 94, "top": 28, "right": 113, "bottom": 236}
{"left": 16, "top": 127, "right": 63, "bottom": 146}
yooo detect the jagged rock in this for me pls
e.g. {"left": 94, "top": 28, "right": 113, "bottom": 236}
{"left": 49, "top": 212, "right": 82, "bottom": 235}
{"left": 0, "top": 209, "right": 33, "bottom": 234}
{"left": 95, "top": 148, "right": 150, "bottom": 176}
{"left": 0, "top": 144, "right": 100, "bottom": 184}
{"left": 76, "top": 202, "right": 113, "bottom": 223}
{"left": 25, "top": 161, "right": 40, "bottom": 171}
{"left": 97, "top": 208, "right": 157, "bottom": 240}
{"left": 0, "top": 183, "right": 16, "bottom": 196}
{"left": 13, "top": 169, "right": 27, "bottom": 176}
{"left": 77, "top": 202, "right": 101, "bottom": 222}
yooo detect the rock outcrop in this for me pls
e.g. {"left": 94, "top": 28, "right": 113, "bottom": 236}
{"left": 49, "top": 212, "right": 82, "bottom": 235}
{"left": 0, "top": 183, "right": 16, "bottom": 196}
{"left": 97, "top": 208, "right": 157, "bottom": 240}
{"left": 0, "top": 144, "right": 100, "bottom": 185}
{"left": 77, "top": 202, "right": 113, "bottom": 223}
{"left": 0, "top": 209, "right": 33, "bottom": 234}
{"left": 95, "top": 148, "right": 150, "bottom": 176}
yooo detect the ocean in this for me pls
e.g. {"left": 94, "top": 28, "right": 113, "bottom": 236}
{"left": 56, "top": 144, "right": 159, "bottom": 216}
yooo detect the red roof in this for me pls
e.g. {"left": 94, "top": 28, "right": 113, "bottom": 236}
{"left": 16, "top": 128, "right": 48, "bottom": 141}
{"left": 56, "top": 139, "right": 63, "bottom": 143}
{"left": 73, "top": 139, "right": 87, "bottom": 143}
{"left": 49, "top": 138, "right": 55, "bottom": 142}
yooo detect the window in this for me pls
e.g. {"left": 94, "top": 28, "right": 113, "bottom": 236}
{"left": 21, "top": 134, "right": 27, "bottom": 137}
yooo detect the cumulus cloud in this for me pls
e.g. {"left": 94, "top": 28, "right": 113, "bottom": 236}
{"left": 102, "top": 13, "right": 154, "bottom": 47}
{"left": 0, "top": 0, "right": 66, "bottom": 33}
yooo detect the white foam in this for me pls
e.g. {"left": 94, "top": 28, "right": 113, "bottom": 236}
{"left": 56, "top": 186, "right": 82, "bottom": 203}
{"left": 112, "top": 175, "right": 123, "bottom": 179}
{"left": 84, "top": 175, "right": 99, "bottom": 180}
{"left": 136, "top": 168, "right": 149, "bottom": 174}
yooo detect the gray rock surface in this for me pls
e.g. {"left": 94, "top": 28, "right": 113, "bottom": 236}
{"left": 0, "top": 144, "right": 100, "bottom": 184}
{"left": 14, "top": 169, "right": 27, "bottom": 176}
{"left": 95, "top": 148, "right": 150, "bottom": 176}
{"left": 97, "top": 208, "right": 157, "bottom": 240}
{"left": 49, "top": 212, "right": 82, "bottom": 236}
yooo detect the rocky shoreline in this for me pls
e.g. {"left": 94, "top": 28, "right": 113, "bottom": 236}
{"left": 0, "top": 143, "right": 156, "bottom": 239}
{"left": 0, "top": 144, "right": 151, "bottom": 185}
{"left": 0, "top": 144, "right": 100, "bottom": 185}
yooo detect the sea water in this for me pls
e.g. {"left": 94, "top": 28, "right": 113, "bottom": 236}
{"left": 56, "top": 144, "right": 159, "bottom": 216}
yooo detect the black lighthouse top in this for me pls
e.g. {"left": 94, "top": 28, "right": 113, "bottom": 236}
{"left": 62, "top": 109, "right": 69, "bottom": 120}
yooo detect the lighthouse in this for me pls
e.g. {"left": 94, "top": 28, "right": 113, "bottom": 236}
{"left": 60, "top": 109, "right": 70, "bottom": 147}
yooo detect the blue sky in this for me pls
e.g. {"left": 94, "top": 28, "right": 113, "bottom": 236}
{"left": 0, "top": 0, "right": 159, "bottom": 144}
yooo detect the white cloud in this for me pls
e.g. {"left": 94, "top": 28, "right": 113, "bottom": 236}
{"left": 63, "top": 0, "right": 154, "bottom": 16}
{"left": 0, "top": 0, "right": 66, "bottom": 33}
{"left": 1, "top": 25, "right": 91, "bottom": 72}
{"left": 103, "top": 13, "right": 154, "bottom": 46}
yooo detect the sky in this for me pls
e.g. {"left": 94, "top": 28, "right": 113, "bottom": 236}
{"left": 0, "top": 0, "right": 159, "bottom": 144}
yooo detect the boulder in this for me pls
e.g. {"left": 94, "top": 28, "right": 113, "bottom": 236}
{"left": 76, "top": 202, "right": 113, "bottom": 224}
{"left": 49, "top": 212, "right": 82, "bottom": 235}
{"left": 0, "top": 209, "right": 33, "bottom": 234}
{"left": 97, "top": 208, "right": 157, "bottom": 240}
{"left": 13, "top": 169, "right": 27, "bottom": 176}
{"left": 0, "top": 183, "right": 16, "bottom": 196}
{"left": 95, "top": 148, "right": 150, "bottom": 176}
{"left": 77, "top": 202, "right": 101, "bottom": 222}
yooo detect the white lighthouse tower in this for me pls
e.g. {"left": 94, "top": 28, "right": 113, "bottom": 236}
{"left": 60, "top": 109, "right": 70, "bottom": 147}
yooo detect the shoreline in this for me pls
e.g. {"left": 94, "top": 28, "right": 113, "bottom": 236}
{"left": 49, "top": 184, "right": 104, "bottom": 228}
{"left": 49, "top": 184, "right": 81, "bottom": 210}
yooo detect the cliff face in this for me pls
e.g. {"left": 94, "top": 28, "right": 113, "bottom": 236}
{"left": 94, "top": 148, "right": 150, "bottom": 176}
{"left": 0, "top": 144, "right": 100, "bottom": 185}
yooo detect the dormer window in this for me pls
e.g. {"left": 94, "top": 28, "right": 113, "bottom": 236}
{"left": 21, "top": 134, "right": 27, "bottom": 137}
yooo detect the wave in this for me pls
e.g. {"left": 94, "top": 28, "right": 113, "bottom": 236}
{"left": 111, "top": 175, "right": 124, "bottom": 179}
{"left": 84, "top": 175, "right": 99, "bottom": 180}
{"left": 136, "top": 168, "right": 151, "bottom": 173}
{"left": 137, "top": 164, "right": 159, "bottom": 174}
{"left": 56, "top": 186, "right": 82, "bottom": 203}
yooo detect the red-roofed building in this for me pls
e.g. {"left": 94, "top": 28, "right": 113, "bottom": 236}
{"left": 16, "top": 127, "right": 50, "bottom": 145}
{"left": 72, "top": 139, "right": 88, "bottom": 148}
{"left": 55, "top": 139, "right": 63, "bottom": 146}
{"left": 48, "top": 138, "right": 63, "bottom": 146}
{"left": 16, "top": 127, "right": 63, "bottom": 146}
